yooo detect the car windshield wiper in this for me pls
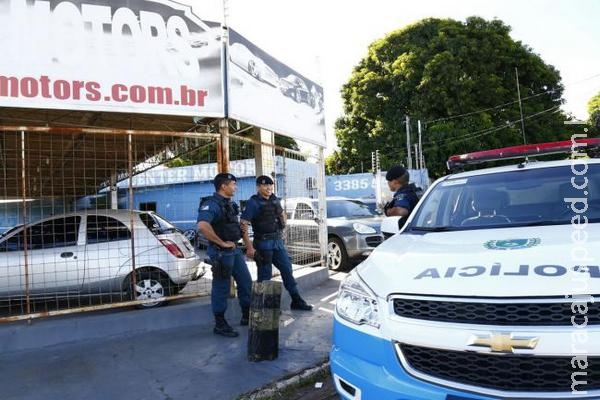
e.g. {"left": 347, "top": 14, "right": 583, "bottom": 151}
{"left": 517, "top": 219, "right": 577, "bottom": 227}
{"left": 410, "top": 226, "right": 455, "bottom": 232}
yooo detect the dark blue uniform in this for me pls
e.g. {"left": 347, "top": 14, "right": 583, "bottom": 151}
{"left": 241, "top": 194, "right": 300, "bottom": 297}
{"left": 197, "top": 193, "right": 251, "bottom": 315}
{"left": 391, "top": 183, "right": 420, "bottom": 215}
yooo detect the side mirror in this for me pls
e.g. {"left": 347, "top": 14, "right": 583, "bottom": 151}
{"left": 381, "top": 216, "right": 404, "bottom": 239}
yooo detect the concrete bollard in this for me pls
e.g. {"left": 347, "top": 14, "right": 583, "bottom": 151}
{"left": 247, "top": 281, "right": 282, "bottom": 362}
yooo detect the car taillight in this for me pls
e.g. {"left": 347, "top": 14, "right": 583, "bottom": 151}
{"left": 160, "top": 239, "right": 185, "bottom": 258}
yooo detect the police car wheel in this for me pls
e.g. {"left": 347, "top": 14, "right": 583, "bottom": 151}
{"left": 327, "top": 237, "right": 348, "bottom": 271}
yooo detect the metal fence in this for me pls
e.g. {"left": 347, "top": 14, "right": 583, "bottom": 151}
{"left": 0, "top": 125, "right": 325, "bottom": 322}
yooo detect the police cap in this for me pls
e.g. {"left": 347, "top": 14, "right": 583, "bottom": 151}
{"left": 256, "top": 175, "right": 274, "bottom": 185}
{"left": 386, "top": 165, "right": 409, "bottom": 181}
{"left": 213, "top": 173, "right": 237, "bottom": 190}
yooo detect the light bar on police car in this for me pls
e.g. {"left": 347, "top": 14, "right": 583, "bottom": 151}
{"left": 447, "top": 138, "right": 600, "bottom": 170}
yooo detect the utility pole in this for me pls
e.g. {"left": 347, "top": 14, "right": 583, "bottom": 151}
{"left": 405, "top": 115, "right": 412, "bottom": 169}
{"left": 372, "top": 150, "right": 382, "bottom": 212}
{"left": 515, "top": 67, "right": 527, "bottom": 145}
{"left": 413, "top": 144, "right": 419, "bottom": 169}
{"left": 417, "top": 120, "right": 423, "bottom": 170}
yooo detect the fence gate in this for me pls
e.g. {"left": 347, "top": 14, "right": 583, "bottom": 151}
{"left": 0, "top": 125, "right": 325, "bottom": 322}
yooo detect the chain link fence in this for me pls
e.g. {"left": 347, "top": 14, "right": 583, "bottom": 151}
{"left": 0, "top": 125, "right": 325, "bottom": 322}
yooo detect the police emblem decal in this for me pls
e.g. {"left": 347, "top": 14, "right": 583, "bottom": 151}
{"left": 484, "top": 238, "right": 541, "bottom": 250}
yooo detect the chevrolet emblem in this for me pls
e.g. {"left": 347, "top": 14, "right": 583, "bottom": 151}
{"left": 468, "top": 332, "right": 539, "bottom": 353}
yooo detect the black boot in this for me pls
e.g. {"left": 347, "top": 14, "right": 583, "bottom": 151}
{"left": 291, "top": 294, "right": 313, "bottom": 311}
{"left": 213, "top": 313, "right": 239, "bottom": 337}
{"left": 240, "top": 307, "right": 250, "bottom": 326}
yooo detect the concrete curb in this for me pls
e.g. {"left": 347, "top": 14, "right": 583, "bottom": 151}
{"left": 239, "top": 359, "right": 331, "bottom": 400}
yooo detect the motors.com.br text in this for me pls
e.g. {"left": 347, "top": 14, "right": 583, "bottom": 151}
{"left": 0, "top": 74, "right": 209, "bottom": 107}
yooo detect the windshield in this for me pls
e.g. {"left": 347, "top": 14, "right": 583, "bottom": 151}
{"left": 410, "top": 164, "right": 600, "bottom": 230}
{"left": 326, "top": 200, "right": 378, "bottom": 218}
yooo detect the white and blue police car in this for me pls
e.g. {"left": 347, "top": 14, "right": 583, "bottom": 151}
{"left": 331, "top": 138, "right": 600, "bottom": 399}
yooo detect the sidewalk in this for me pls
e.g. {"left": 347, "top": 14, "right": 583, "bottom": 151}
{"left": 0, "top": 268, "right": 344, "bottom": 400}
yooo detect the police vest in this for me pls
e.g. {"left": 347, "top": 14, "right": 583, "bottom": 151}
{"left": 395, "top": 183, "right": 420, "bottom": 229}
{"left": 251, "top": 194, "right": 284, "bottom": 235}
{"left": 400, "top": 183, "right": 420, "bottom": 212}
{"left": 201, "top": 195, "right": 242, "bottom": 242}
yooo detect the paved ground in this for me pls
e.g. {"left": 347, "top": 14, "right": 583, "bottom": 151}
{"left": 0, "top": 270, "right": 345, "bottom": 400}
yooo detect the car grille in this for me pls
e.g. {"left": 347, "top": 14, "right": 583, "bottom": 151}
{"left": 399, "top": 343, "right": 600, "bottom": 393}
{"left": 365, "top": 235, "right": 383, "bottom": 247}
{"left": 392, "top": 296, "right": 600, "bottom": 326}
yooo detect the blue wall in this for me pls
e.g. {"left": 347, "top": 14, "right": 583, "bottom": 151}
{"left": 1, "top": 166, "right": 428, "bottom": 234}
{"left": 124, "top": 176, "right": 259, "bottom": 233}
{"left": 326, "top": 173, "right": 378, "bottom": 199}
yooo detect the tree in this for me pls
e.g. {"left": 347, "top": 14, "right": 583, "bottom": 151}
{"left": 588, "top": 92, "right": 600, "bottom": 132}
{"left": 327, "top": 16, "right": 572, "bottom": 178}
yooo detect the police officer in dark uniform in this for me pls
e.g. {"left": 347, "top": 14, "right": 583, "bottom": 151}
{"left": 384, "top": 165, "right": 419, "bottom": 224}
{"left": 197, "top": 173, "right": 252, "bottom": 337}
{"left": 240, "top": 175, "right": 312, "bottom": 311}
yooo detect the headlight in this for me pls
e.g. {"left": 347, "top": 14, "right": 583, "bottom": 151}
{"left": 352, "top": 222, "right": 376, "bottom": 234}
{"left": 336, "top": 272, "right": 380, "bottom": 328}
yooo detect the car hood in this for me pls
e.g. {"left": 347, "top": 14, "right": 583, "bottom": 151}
{"left": 327, "top": 216, "right": 383, "bottom": 230}
{"left": 357, "top": 224, "right": 599, "bottom": 297}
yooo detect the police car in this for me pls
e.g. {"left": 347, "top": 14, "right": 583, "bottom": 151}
{"left": 330, "top": 139, "right": 600, "bottom": 399}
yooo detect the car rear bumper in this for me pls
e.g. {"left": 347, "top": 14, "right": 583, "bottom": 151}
{"left": 190, "top": 259, "right": 207, "bottom": 281}
{"left": 171, "top": 257, "right": 202, "bottom": 284}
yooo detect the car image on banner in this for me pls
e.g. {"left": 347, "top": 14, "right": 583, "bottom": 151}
{"left": 166, "top": 27, "right": 222, "bottom": 69}
{"left": 279, "top": 74, "right": 311, "bottom": 105}
{"left": 229, "top": 42, "right": 278, "bottom": 87}
{"left": 227, "top": 28, "right": 326, "bottom": 147}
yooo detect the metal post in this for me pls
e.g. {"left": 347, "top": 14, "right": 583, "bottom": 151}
{"left": 20, "top": 131, "right": 30, "bottom": 315}
{"left": 317, "top": 147, "right": 328, "bottom": 268}
{"left": 374, "top": 150, "right": 382, "bottom": 211}
{"left": 418, "top": 120, "right": 423, "bottom": 170}
{"left": 405, "top": 115, "right": 412, "bottom": 169}
{"left": 218, "top": 118, "right": 230, "bottom": 173}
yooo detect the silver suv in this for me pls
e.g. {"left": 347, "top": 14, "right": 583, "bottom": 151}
{"left": 285, "top": 197, "right": 384, "bottom": 270}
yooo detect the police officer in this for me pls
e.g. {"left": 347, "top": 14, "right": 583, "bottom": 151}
{"left": 197, "top": 173, "right": 252, "bottom": 337}
{"left": 384, "top": 165, "right": 419, "bottom": 223}
{"left": 241, "top": 175, "right": 312, "bottom": 311}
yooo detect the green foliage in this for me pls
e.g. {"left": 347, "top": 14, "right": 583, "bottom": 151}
{"left": 328, "top": 16, "right": 572, "bottom": 178}
{"left": 588, "top": 92, "right": 600, "bottom": 131}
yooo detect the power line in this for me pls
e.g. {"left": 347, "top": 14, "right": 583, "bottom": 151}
{"left": 423, "top": 72, "right": 600, "bottom": 126}
{"left": 424, "top": 89, "right": 558, "bottom": 125}
{"left": 422, "top": 105, "right": 561, "bottom": 149}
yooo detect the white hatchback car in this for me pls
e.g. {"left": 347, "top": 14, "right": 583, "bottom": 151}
{"left": 0, "top": 209, "right": 202, "bottom": 308}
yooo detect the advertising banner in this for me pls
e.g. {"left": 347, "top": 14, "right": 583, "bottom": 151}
{"left": 227, "top": 28, "right": 326, "bottom": 147}
{"left": 0, "top": 0, "right": 224, "bottom": 117}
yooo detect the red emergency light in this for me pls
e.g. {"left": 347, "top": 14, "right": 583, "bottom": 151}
{"left": 447, "top": 138, "right": 600, "bottom": 171}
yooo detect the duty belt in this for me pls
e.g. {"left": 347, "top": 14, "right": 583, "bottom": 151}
{"left": 211, "top": 241, "right": 240, "bottom": 251}
{"left": 254, "top": 231, "right": 282, "bottom": 241}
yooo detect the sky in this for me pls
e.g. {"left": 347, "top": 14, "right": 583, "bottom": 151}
{"left": 190, "top": 0, "right": 600, "bottom": 154}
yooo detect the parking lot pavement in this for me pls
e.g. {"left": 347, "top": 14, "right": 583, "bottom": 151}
{"left": 0, "top": 272, "right": 345, "bottom": 400}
